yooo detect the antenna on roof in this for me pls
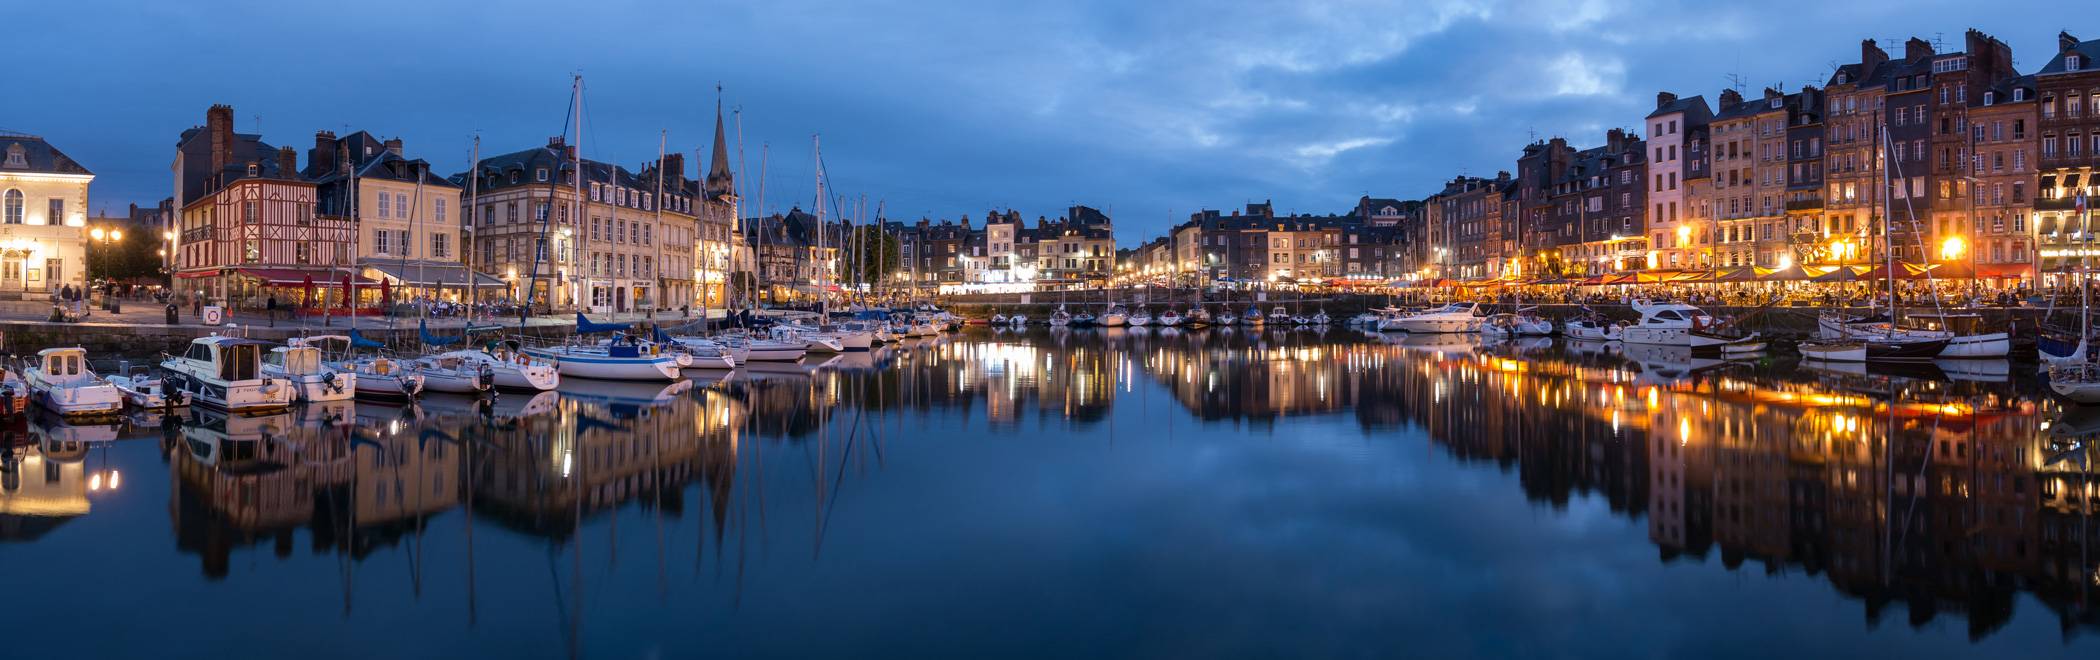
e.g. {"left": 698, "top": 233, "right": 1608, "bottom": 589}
{"left": 1932, "top": 32, "right": 1944, "bottom": 53}
{"left": 1724, "top": 72, "right": 1747, "bottom": 94}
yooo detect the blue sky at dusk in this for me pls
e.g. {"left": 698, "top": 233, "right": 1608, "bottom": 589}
{"left": 15, "top": 0, "right": 2074, "bottom": 236}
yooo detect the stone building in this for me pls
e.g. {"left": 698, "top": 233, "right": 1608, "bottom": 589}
{"left": 0, "top": 130, "right": 90, "bottom": 297}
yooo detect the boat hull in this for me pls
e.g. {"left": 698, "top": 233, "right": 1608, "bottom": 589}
{"left": 527, "top": 348, "right": 681, "bottom": 381}
{"left": 1392, "top": 317, "right": 1481, "bottom": 334}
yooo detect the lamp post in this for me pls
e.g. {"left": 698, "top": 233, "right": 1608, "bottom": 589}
{"left": 87, "top": 226, "right": 123, "bottom": 309}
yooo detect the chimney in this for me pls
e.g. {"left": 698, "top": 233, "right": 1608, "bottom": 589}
{"left": 1905, "top": 37, "right": 1933, "bottom": 60}
{"left": 1763, "top": 87, "right": 1783, "bottom": 102}
{"left": 661, "top": 153, "right": 684, "bottom": 181}
{"left": 1606, "top": 128, "right": 1625, "bottom": 152}
{"left": 383, "top": 138, "right": 403, "bottom": 157}
{"left": 1656, "top": 91, "right": 1678, "bottom": 110}
{"left": 2063, "top": 31, "right": 2082, "bottom": 54}
{"left": 336, "top": 143, "right": 352, "bottom": 174}
{"left": 207, "top": 104, "right": 234, "bottom": 176}
{"left": 313, "top": 130, "right": 337, "bottom": 174}
{"left": 277, "top": 146, "right": 297, "bottom": 178}
{"left": 1719, "top": 88, "right": 1743, "bottom": 108}
{"left": 1861, "top": 39, "right": 1888, "bottom": 69}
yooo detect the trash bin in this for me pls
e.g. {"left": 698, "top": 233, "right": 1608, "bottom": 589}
{"left": 166, "top": 303, "right": 179, "bottom": 325}
{"left": 109, "top": 299, "right": 120, "bottom": 314}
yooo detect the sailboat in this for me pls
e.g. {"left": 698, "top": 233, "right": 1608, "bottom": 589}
{"left": 1099, "top": 303, "right": 1129, "bottom": 327}
{"left": 261, "top": 338, "right": 356, "bottom": 402}
{"left": 2043, "top": 190, "right": 2095, "bottom": 369}
{"left": 1128, "top": 305, "right": 1153, "bottom": 327}
{"left": 524, "top": 314, "right": 682, "bottom": 381}
{"left": 311, "top": 331, "right": 425, "bottom": 399}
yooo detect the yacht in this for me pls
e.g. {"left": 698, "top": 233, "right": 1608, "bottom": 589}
{"left": 2048, "top": 363, "right": 2100, "bottom": 404}
{"left": 1099, "top": 304, "right": 1130, "bottom": 327}
{"left": 772, "top": 325, "right": 847, "bottom": 353}
{"left": 261, "top": 340, "right": 356, "bottom": 403}
{"left": 1347, "top": 311, "right": 1378, "bottom": 327}
{"left": 701, "top": 332, "right": 808, "bottom": 362}
{"left": 1619, "top": 300, "right": 1762, "bottom": 355}
{"left": 1386, "top": 302, "right": 1483, "bottom": 334}
{"left": 22, "top": 348, "right": 120, "bottom": 418}
{"left": 160, "top": 336, "right": 295, "bottom": 414}
{"left": 1241, "top": 306, "right": 1265, "bottom": 325}
{"left": 990, "top": 313, "right": 1008, "bottom": 325}
{"left": 436, "top": 341, "right": 559, "bottom": 391}
{"left": 1369, "top": 306, "right": 1412, "bottom": 332}
{"left": 1071, "top": 311, "right": 1097, "bottom": 327}
{"left": 1128, "top": 306, "right": 1154, "bottom": 327}
{"left": 412, "top": 353, "right": 495, "bottom": 394}
{"left": 1818, "top": 311, "right": 2009, "bottom": 358}
{"left": 526, "top": 336, "right": 682, "bottom": 381}
{"left": 1479, "top": 309, "right": 1553, "bottom": 336}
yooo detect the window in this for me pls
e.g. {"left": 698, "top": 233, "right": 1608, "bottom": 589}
{"left": 2071, "top": 55, "right": 2085, "bottom": 72}
{"left": 2, "top": 189, "right": 21, "bottom": 224}
{"left": 46, "top": 198, "right": 62, "bottom": 225}
{"left": 534, "top": 202, "right": 548, "bottom": 221}
{"left": 395, "top": 193, "right": 409, "bottom": 219}
{"left": 295, "top": 242, "right": 311, "bottom": 264}
{"left": 506, "top": 202, "right": 519, "bottom": 222}
{"left": 435, "top": 198, "right": 447, "bottom": 224}
{"left": 536, "top": 168, "right": 548, "bottom": 182}
{"left": 375, "top": 229, "right": 391, "bottom": 254}
{"left": 243, "top": 201, "right": 257, "bottom": 223}
{"left": 378, "top": 191, "right": 391, "bottom": 218}
{"left": 432, "top": 232, "right": 449, "bottom": 258}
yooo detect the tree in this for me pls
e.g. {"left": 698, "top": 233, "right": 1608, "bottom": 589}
{"left": 837, "top": 227, "right": 902, "bottom": 290}
{"left": 87, "top": 228, "right": 163, "bottom": 281}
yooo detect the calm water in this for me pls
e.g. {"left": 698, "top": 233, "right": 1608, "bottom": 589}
{"left": 4, "top": 327, "right": 2098, "bottom": 659}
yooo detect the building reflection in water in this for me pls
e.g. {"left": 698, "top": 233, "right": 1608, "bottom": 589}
{"left": 13, "top": 326, "right": 2095, "bottom": 647}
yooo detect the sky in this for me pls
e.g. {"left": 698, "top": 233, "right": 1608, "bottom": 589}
{"left": 13, "top": 0, "right": 2079, "bottom": 238}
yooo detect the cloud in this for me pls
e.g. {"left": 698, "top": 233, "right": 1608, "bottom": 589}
{"left": 1547, "top": 52, "right": 1626, "bottom": 97}
{"left": 1293, "top": 137, "right": 1395, "bottom": 167}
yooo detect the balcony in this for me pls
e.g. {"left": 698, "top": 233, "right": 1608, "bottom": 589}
{"left": 1784, "top": 198, "right": 1823, "bottom": 211}
{"left": 2036, "top": 197, "right": 2077, "bottom": 212}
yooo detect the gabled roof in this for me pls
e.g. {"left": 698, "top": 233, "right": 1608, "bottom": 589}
{"left": 0, "top": 132, "right": 91, "bottom": 176}
{"left": 1646, "top": 94, "right": 1712, "bottom": 120}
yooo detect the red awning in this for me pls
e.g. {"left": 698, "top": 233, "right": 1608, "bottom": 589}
{"left": 1973, "top": 262, "right": 2033, "bottom": 279}
{"left": 235, "top": 268, "right": 377, "bottom": 287}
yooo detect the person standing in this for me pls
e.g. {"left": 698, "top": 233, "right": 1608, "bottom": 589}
{"left": 267, "top": 294, "right": 278, "bottom": 327}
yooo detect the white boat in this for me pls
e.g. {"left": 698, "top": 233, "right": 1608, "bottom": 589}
{"left": 772, "top": 325, "right": 847, "bottom": 353}
{"left": 1099, "top": 305, "right": 1129, "bottom": 327}
{"left": 1621, "top": 300, "right": 1760, "bottom": 353}
{"left": 2049, "top": 363, "right": 2100, "bottom": 404}
{"left": 438, "top": 343, "right": 559, "bottom": 391}
{"left": 991, "top": 313, "right": 1008, "bottom": 325}
{"left": 413, "top": 353, "right": 495, "bottom": 394}
{"left": 525, "top": 339, "right": 682, "bottom": 381}
{"left": 1799, "top": 340, "right": 1867, "bottom": 363}
{"left": 1272, "top": 306, "right": 1293, "bottom": 325}
{"left": 1215, "top": 310, "right": 1239, "bottom": 326}
{"left": 24, "top": 348, "right": 123, "bottom": 418}
{"left": 1348, "top": 312, "right": 1378, "bottom": 327}
{"left": 304, "top": 335, "right": 425, "bottom": 400}
{"left": 700, "top": 333, "right": 807, "bottom": 362}
{"left": 1564, "top": 317, "right": 1624, "bottom": 341}
{"left": 160, "top": 336, "right": 295, "bottom": 414}
{"left": 1370, "top": 306, "right": 1414, "bottom": 333}
{"left": 1388, "top": 302, "right": 1484, "bottom": 334}
{"left": 1818, "top": 312, "right": 2010, "bottom": 358}
{"left": 1129, "top": 307, "right": 1154, "bottom": 327}
{"left": 107, "top": 366, "right": 184, "bottom": 410}
{"left": 262, "top": 341, "right": 356, "bottom": 403}
{"left": 0, "top": 365, "right": 27, "bottom": 417}
{"left": 1008, "top": 314, "right": 1028, "bottom": 326}
{"left": 1157, "top": 309, "right": 1182, "bottom": 327}
{"left": 1309, "top": 310, "right": 1331, "bottom": 326}
{"left": 1048, "top": 305, "right": 1072, "bottom": 327}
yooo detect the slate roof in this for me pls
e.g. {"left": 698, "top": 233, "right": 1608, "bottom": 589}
{"left": 0, "top": 132, "right": 92, "bottom": 176}
{"left": 175, "top": 127, "right": 287, "bottom": 202}
{"left": 1646, "top": 94, "right": 1713, "bottom": 121}
{"left": 2036, "top": 37, "right": 2100, "bottom": 76}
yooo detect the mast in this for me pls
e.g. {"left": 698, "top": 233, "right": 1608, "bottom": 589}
{"left": 813, "top": 134, "right": 825, "bottom": 317}
{"left": 1880, "top": 124, "right": 1894, "bottom": 319}
{"left": 653, "top": 129, "right": 665, "bottom": 325}
{"left": 347, "top": 147, "right": 359, "bottom": 330}
{"left": 466, "top": 135, "right": 480, "bottom": 323}
{"left": 573, "top": 74, "right": 588, "bottom": 314}
{"left": 697, "top": 146, "right": 711, "bottom": 324}
{"left": 409, "top": 163, "right": 427, "bottom": 329}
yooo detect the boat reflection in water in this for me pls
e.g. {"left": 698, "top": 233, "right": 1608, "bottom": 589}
{"left": 4, "top": 327, "right": 2098, "bottom": 657}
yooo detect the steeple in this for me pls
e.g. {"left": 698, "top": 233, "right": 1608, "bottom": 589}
{"left": 704, "top": 86, "right": 735, "bottom": 201}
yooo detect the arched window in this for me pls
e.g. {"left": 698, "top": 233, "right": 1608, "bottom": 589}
{"left": 2, "top": 189, "right": 21, "bottom": 224}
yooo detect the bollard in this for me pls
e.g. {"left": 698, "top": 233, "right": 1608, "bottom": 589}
{"left": 166, "top": 303, "right": 179, "bottom": 325}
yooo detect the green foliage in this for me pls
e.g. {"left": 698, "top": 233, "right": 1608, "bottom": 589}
{"left": 86, "top": 228, "right": 164, "bottom": 281}
{"left": 838, "top": 227, "right": 901, "bottom": 286}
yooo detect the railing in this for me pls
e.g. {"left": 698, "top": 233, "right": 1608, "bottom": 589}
{"left": 1784, "top": 199, "right": 1824, "bottom": 211}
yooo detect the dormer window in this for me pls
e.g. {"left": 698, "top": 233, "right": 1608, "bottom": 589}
{"left": 246, "top": 162, "right": 259, "bottom": 176}
{"left": 2014, "top": 88, "right": 2028, "bottom": 102}
{"left": 1836, "top": 72, "right": 1847, "bottom": 84}
{"left": 2070, "top": 55, "right": 2084, "bottom": 72}
{"left": 2, "top": 143, "right": 25, "bottom": 168}
{"left": 535, "top": 168, "right": 548, "bottom": 182}
{"left": 1983, "top": 91, "right": 1996, "bottom": 106}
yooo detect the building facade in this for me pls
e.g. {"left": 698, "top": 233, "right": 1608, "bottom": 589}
{"left": 0, "top": 131, "right": 91, "bottom": 297}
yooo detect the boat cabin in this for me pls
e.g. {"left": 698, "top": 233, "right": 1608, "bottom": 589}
{"left": 181, "top": 337, "right": 268, "bottom": 381}
{"left": 265, "top": 345, "right": 325, "bottom": 376}
{"left": 36, "top": 348, "right": 90, "bottom": 380}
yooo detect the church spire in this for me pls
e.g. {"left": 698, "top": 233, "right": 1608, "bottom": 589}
{"left": 704, "top": 84, "right": 735, "bottom": 201}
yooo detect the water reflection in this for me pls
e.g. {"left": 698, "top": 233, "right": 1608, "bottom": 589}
{"left": 2, "top": 328, "right": 2096, "bottom": 655}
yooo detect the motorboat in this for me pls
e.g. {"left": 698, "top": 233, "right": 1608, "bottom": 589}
{"left": 1387, "top": 302, "right": 1483, "bottom": 334}
{"left": 1072, "top": 312, "right": 1097, "bottom": 327}
{"left": 438, "top": 342, "right": 559, "bottom": 391}
{"left": 261, "top": 340, "right": 356, "bottom": 403}
{"left": 1370, "top": 306, "right": 1413, "bottom": 333}
{"left": 1129, "top": 306, "right": 1154, "bottom": 327}
{"left": 1157, "top": 309, "right": 1183, "bottom": 327}
{"left": 1272, "top": 306, "right": 1293, "bottom": 325}
{"left": 1564, "top": 317, "right": 1624, "bottom": 341}
{"left": 107, "top": 366, "right": 184, "bottom": 410}
{"left": 24, "top": 348, "right": 122, "bottom": 418}
{"left": 1799, "top": 340, "right": 1866, "bottom": 363}
{"left": 412, "top": 353, "right": 495, "bottom": 394}
{"left": 1048, "top": 305, "right": 1072, "bottom": 327}
{"left": 1099, "top": 305, "right": 1130, "bottom": 327}
{"left": 160, "top": 336, "right": 295, "bottom": 414}
{"left": 1620, "top": 300, "right": 1760, "bottom": 354}
{"left": 1347, "top": 312, "right": 1378, "bottom": 327}
{"left": 526, "top": 336, "right": 682, "bottom": 381}
{"left": 1478, "top": 309, "right": 1551, "bottom": 336}
{"left": 0, "top": 363, "right": 30, "bottom": 417}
